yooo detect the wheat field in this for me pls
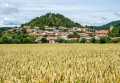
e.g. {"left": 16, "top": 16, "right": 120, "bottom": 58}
{"left": 0, "top": 44, "right": 120, "bottom": 83}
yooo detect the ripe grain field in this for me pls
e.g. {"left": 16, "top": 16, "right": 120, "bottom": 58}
{"left": 0, "top": 44, "right": 120, "bottom": 83}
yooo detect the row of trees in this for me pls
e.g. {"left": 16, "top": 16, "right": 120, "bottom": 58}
{"left": 40, "top": 36, "right": 120, "bottom": 44}
{"left": 80, "top": 36, "right": 120, "bottom": 43}
{"left": 0, "top": 35, "right": 36, "bottom": 44}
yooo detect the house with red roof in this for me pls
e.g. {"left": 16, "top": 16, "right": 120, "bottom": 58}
{"left": 28, "top": 33, "right": 46, "bottom": 38}
{"left": 7, "top": 37, "right": 12, "bottom": 39}
{"left": 95, "top": 30, "right": 109, "bottom": 38}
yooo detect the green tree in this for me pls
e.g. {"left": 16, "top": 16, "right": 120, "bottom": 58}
{"left": 0, "top": 30, "right": 2, "bottom": 37}
{"left": 89, "top": 26, "right": 93, "bottom": 29}
{"left": 88, "top": 34, "right": 94, "bottom": 37}
{"left": 80, "top": 38, "right": 86, "bottom": 43}
{"left": 22, "top": 28, "right": 27, "bottom": 34}
{"left": 0, "top": 38, "right": 3, "bottom": 44}
{"left": 40, "top": 26, "right": 45, "bottom": 30}
{"left": 55, "top": 39, "right": 66, "bottom": 43}
{"left": 105, "top": 36, "right": 111, "bottom": 43}
{"left": 118, "top": 29, "right": 120, "bottom": 36}
{"left": 73, "top": 32, "right": 80, "bottom": 38}
{"left": 99, "top": 37, "right": 106, "bottom": 44}
{"left": 40, "top": 38, "right": 47, "bottom": 43}
{"left": 91, "top": 38, "right": 96, "bottom": 43}
{"left": 67, "top": 34, "right": 74, "bottom": 39}
{"left": 17, "top": 30, "right": 21, "bottom": 35}
{"left": 23, "top": 38, "right": 31, "bottom": 43}
{"left": 29, "top": 36, "right": 36, "bottom": 42}
{"left": 44, "top": 35, "right": 48, "bottom": 38}
{"left": 63, "top": 29, "right": 68, "bottom": 32}
{"left": 2, "top": 37, "right": 8, "bottom": 43}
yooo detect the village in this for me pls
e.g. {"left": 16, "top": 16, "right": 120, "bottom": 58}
{"left": 5, "top": 25, "right": 120, "bottom": 43}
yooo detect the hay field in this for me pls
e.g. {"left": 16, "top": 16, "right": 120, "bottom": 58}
{"left": 0, "top": 44, "right": 120, "bottom": 83}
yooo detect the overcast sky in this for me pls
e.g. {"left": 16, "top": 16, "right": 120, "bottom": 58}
{"left": 0, "top": 0, "right": 120, "bottom": 27}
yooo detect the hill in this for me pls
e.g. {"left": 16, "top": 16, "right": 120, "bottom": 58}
{"left": 0, "top": 27, "right": 12, "bottom": 31}
{"left": 21, "top": 13, "right": 83, "bottom": 29}
{"left": 94, "top": 20, "right": 120, "bottom": 30}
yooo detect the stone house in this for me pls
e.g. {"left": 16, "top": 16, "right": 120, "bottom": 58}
{"left": 47, "top": 37, "right": 58, "bottom": 43}
{"left": 95, "top": 30, "right": 109, "bottom": 38}
{"left": 28, "top": 33, "right": 46, "bottom": 39}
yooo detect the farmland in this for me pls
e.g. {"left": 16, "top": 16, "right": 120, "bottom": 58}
{"left": 0, "top": 44, "right": 120, "bottom": 83}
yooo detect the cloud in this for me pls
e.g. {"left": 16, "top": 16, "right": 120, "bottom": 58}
{"left": 3, "top": 21, "right": 22, "bottom": 25}
{"left": 114, "top": 12, "right": 120, "bottom": 17}
{"left": 0, "top": 3, "right": 19, "bottom": 15}
{"left": 3, "top": 17, "right": 22, "bottom": 25}
{"left": 101, "top": 17, "right": 108, "bottom": 20}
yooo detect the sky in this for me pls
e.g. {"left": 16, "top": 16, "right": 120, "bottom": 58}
{"left": 0, "top": 0, "right": 120, "bottom": 27}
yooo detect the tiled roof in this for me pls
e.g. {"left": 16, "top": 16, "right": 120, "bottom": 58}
{"left": 47, "top": 37, "right": 58, "bottom": 40}
{"left": 86, "top": 32, "right": 94, "bottom": 33}
{"left": 96, "top": 30, "right": 109, "bottom": 34}
{"left": 28, "top": 33, "right": 45, "bottom": 36}
{"left": 81, "top": 37, "right": 92, "bottom": 40}
{"left": 7, "top": 37, "right": 12, "bottom": 39}
{"left": 69, "top": 38, "right": 78, "bottom": 40}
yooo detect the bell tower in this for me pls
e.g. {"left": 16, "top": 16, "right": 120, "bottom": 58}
{"left": 110, "top": 25, "right": 114, "bottom": 31}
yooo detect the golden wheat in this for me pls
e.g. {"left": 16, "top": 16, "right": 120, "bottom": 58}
{"left": 0, "top": 44, "right": 120, "bottom": 83}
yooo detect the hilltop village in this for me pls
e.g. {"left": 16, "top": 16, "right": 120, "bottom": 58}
{"left": 4, "top": 25, "right": 120, "bottom": 43}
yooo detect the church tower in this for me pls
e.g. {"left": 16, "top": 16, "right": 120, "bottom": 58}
{"left": 110, "top": 25, "right": 114, "bottom": 31}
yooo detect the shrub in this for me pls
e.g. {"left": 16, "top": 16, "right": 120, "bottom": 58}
{"left": 112, "top": 38, "right": 120, "bottom": 43}
{"left": 106, "top": 36, "right": 111, "bottom": 43}
{"left": 40, "top": 38, "right": 47, "bottom": 43}
{"left": 99, "top": 37, "right": 106, "bottom": 44}
{"left": 91, "top": 38, "right": 96, "bottom": 43}
{"left": 67, "top": 40, "right": 79, "bottom": 43}
{"left": 67, "top": 34, "right": 74, "bottom": 39}
{"left": 55, "top": 39, "right": 66, "bottom": 43}
{"left": 80, "top": 38, "right": 86, "bottom": 43}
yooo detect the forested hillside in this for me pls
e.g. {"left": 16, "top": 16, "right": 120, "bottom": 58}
{"left": 21, "top": 13, "right": 83, "bottom": 28}
{"left": 94, "top": 20, "right": 120, "bottom": 30}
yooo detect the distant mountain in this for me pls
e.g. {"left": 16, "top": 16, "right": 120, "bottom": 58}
{"left": 21, "top": 13, "right": 83, "bottom": 28}
{"left": 94, "top": 20, "right": 120, "bottom": 30}
{"left": 0, "top": 27, "right": 12, "bottom": 31}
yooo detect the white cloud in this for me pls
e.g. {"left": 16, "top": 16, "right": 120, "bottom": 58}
{"left": 2, "top": 17, "right": 22, "bottom": 26}
{"left": 114, "top": 12, "right": 120, "bottom": 17}
{"left": 0, "top": 3, "right": 19, "bottom": 15}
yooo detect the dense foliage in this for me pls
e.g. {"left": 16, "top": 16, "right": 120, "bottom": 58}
{"left": 94, "top": 20, "right": 120, "bottom": 30}
{"left": 21, "top": 13, "right": 83, "bottom": 29}
{"left": 67, "top": 32, "right": 80, "bottom": 39}
{"left": 99, "top": 36, "right": 106, "bottom": 44}
{"left": 40, "top": 38, "right": 47, "bottom": 43}
{"left": 108, "top": 29, "right": 120, "bottom": 37}
{"left": 80, "top": 38, "right": 86, "bottom": 43}
{"left": 0, "top": 28, "right": 36, "bottom": 44}
{"left": 0, "top": 35, "right": 36, "bottom": 44}
{"left": 0, "top": 27, "right": 12, "bottom": 31}
{"left": 55, "top": 39, "right": 66, "bottom": 43}
{"left": 91, "top": 38, "right": 96, "bottom": 43}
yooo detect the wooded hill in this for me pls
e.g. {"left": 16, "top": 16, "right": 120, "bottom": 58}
{"left": 94, "top": 20, "right": 120, "bottom": 30}
{"left": 21, "top": 13, "right": 83, "bottom": 29}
